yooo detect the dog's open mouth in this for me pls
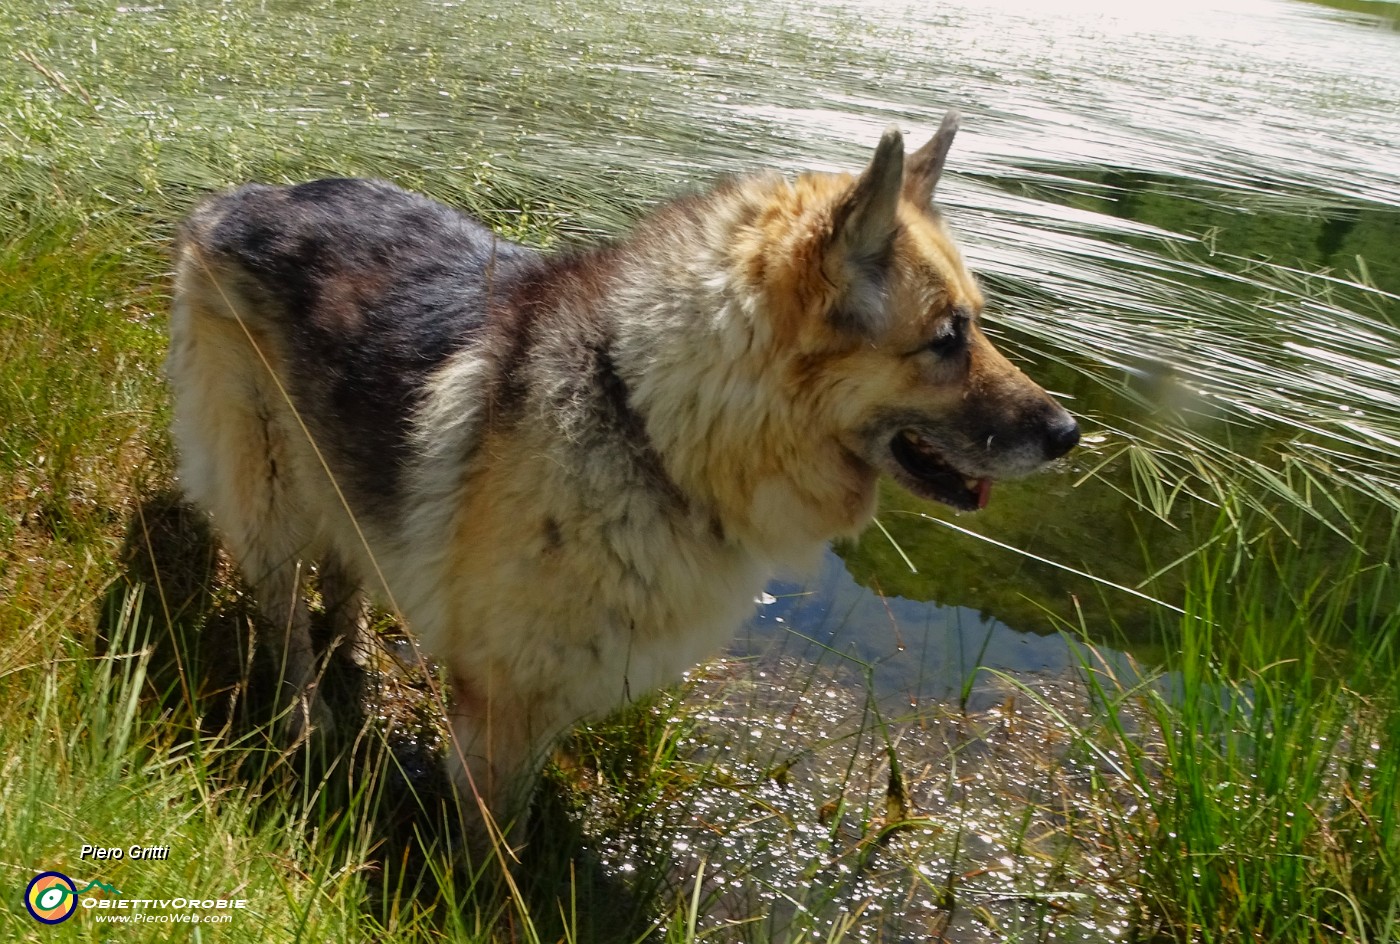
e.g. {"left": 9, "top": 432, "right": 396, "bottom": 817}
{"left": 889, "top": 430, "right": 992, "bottom": 512}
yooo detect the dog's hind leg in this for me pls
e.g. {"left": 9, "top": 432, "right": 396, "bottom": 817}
{"left": 241, "top": 535, "right": 326, "bottom": 743}
{"left": 168, "top": 254, "right": 332, "bottom": 744}
{"left": 319, "top": 553, "right": 368, "bottom": 667}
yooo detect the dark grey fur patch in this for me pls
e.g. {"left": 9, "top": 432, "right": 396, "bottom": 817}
{"left": 588, "top": 341, "right": 688, "bottom": 511}
{"left": 183, "top": 178, "right": 542, "bottom": 518}
{"left": 484, "top": 243, "right": 688, "bottom": 514}
{"left": 182, "top": 176, "right": 690, "bottom": 528}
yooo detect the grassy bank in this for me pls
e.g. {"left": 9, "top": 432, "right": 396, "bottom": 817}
{"left": 1088, "top": 508, "right": 1400, "bottom": 941}
{"left": 3, "top": 2, "right": 1400, "bottom": 941}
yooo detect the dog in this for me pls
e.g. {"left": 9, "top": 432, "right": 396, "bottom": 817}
{"left": 166, "top": 111, "right": 1078, "bottom": 844}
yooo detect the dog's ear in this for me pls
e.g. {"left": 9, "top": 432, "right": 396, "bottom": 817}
{"left": 826, "top": 126, "right": 904, "bottom": 337}
{"left": 903, "top": 110, "right": 959, "bottom": 206}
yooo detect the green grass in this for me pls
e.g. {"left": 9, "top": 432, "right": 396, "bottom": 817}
{"left": 1061, "top": 506, "right": 1400, "bottom": 942}
{"left": 3, "top": 597, "right": 368, "bottom": 941}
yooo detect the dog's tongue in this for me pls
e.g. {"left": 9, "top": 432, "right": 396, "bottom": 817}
{"left": 976, "top": 478, "right": 992, "bottom": 510}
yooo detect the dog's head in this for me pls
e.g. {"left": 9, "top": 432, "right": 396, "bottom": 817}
{"left": 752, "top": 114, "right": 1078, "bottom": 517}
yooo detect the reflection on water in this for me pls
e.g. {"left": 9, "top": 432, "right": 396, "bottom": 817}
{"left": 588, "top": 658, "right": 1146, "bottom": 943}
{"left": 739, "top": 547, "right": 1141, "bottom": 706}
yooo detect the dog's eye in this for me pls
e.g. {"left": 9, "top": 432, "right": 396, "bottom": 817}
{"left": 924, "top": 311, "right": 968, "bottom": 357}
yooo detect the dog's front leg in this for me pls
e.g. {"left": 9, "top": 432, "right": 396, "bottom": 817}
{"left": 444, "top": 675, "right": 550, "bottom": 863}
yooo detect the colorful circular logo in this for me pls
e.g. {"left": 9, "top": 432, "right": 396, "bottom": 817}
{"left": 25, "top": 872, "right": 78, "bottom": 924}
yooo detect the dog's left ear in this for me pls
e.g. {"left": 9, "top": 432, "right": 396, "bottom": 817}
{"left": 903, "top": 110, "right": 960, "bottom": 206}
{"left": 826, "top": 126, "right": 904, "bottom": 337}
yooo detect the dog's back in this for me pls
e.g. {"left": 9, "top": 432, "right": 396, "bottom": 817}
{"left": 173, "top": 179, "right": 539, "bottom": 514}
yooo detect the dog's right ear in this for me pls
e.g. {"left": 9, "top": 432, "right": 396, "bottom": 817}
{"left": 825, "top": 126, "right": 904, "bottom": 338}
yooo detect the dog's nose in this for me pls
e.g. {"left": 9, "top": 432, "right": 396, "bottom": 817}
{"left": 1043, "top": 411, "right": 1080, "bottom": 460}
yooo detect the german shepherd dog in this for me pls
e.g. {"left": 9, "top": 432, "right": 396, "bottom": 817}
{"left": 168, "top": 112, "right": 1077, "bottom": 843}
